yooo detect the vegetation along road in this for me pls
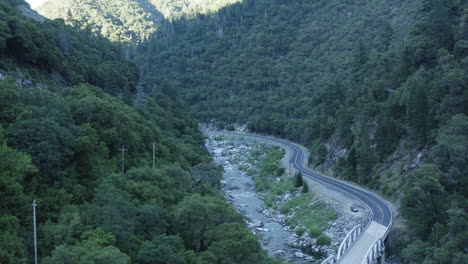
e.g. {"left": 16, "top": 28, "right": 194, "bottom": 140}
{"left": 220, "top": 131, "right": 394, "bottom": 262}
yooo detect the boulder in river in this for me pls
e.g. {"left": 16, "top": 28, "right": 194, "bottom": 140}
{"left": 274, "top": 250, "right": 286, "bottom": 257}
{"left": 294, "top": 252, "right": 305, "bottom": 258}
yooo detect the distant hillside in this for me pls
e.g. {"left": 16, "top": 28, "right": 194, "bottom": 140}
{"left": 36, "top": 0, "right": 241, "bottom": 44}
{"left": 36, "top": 0, "right": 164, "bottom": 44}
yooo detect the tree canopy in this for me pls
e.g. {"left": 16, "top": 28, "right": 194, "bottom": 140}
{"left": 0, "top": 1, "right": 281, "bottom": 263}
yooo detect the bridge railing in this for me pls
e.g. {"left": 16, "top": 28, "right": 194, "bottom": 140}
{"left": 321, "top": 255, "right": 336, "bottom": 264}
{"left": 336, "top": 224, "right": 363, "bottom": 259}
{"left": 320, "top": 223, "right": 364, "bottom": 264}
{"left": 361, "top": 238, "right": 384, "bottom": 264}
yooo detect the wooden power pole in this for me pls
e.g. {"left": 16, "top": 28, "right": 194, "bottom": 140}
{"left": 152, "top": 142, "right": 156, "bottom": 168}
{"left": 32, "top": 199, "right": 38, "bottom": 264}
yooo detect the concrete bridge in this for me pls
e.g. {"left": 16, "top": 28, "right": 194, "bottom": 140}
{"left": 329, "top": 221, "right": 388, "bottom": 264}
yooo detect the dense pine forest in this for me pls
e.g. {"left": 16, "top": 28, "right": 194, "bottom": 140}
{"left": 0, "top": 1, "right": 283, "bottom": 263}
{"left": 4, "top": 0, "right": 468, "bottom": 263}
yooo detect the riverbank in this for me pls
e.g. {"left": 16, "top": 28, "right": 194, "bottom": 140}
{"left": 205, "top": 133, "right": 364, "bottom": 262}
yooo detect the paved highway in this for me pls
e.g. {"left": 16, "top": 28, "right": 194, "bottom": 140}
{"left": 219, "top": 131, "right": 393, "bottom": 227}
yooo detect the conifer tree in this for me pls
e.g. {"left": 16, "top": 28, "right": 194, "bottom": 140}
{"left": 302, "top": 181, "right": 309, "bottom": 193}
{"left": 294, "top": 172, "right": 303, "bottom": 187}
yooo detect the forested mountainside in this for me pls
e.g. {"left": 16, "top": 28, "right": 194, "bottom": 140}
{"left": 135, "top": 1, "right": 468, "bottom": 261}
{"left": 0, "top": 1, "right": 281, "bottom": 263}
{"left": 37, "top": 0, "right": 241, "bottom": 44}
{"left": 140, "top": 0, "right": 468, "bottom": 261}
{"left": 29, "top": 0, "right": 467, "bottom": 262}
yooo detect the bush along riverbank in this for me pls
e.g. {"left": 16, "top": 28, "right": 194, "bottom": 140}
{"left": 210, "top": 134, "right": 343, "bottom": 260}
{"left": 242, "top": 143, "right": 339, "bottom": 258}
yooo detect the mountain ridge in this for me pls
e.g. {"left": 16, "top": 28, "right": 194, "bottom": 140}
{"left": 36, "top": 0, "right": 242, "bottom": 44}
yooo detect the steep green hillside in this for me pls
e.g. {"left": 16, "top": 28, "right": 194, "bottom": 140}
{"left": 0, "top": 1, "right": 281, "bottom": 263}
{"left": 36, "top": 0, "right": 241, "bottom": 44}
{"left": 37, "top": 0, "right": 163, "bottom": 44}
{"left": 136, "top": 0, "right": 467, "bottom": 262}
{"left": 149, "top": 0, "right": 241, "bottom": 20}
{"left": 2, "top": 0, "right": 139, "bottom": 100}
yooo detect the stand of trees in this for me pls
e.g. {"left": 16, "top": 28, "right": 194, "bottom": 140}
{"left": 0, "top": 1, "right": 283, "bottom": 263}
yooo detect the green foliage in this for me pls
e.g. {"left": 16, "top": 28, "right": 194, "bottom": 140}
{"left": 0, "top": 139, "right": 36, "bottom": 214}
{"left": 245, "top": 143, "right": 337, "bottom": 239}
{"left": 294, "top": 172, "right": 303, "bottom": 188}
{"left": 302, "top": 181, "right": 309, "bottom": 193}
{"left": 137, "top": 235, "right": 186, "bottom": 264}
{"left": 7, "top": 117, "right": 76, "bottom": 171}
{"left": 86, "top": 182, "right": 139, "bottom": 251}
{"left": 199, "top": 223, "right": 269, "bottom": 264}
{"left": 316, "top": 234, "right": 331, "bottom": 248}
{"left": 173, "top": 194, "right": 244, "bottom": 252}
{"left": 398, "top": 160, "right": 468, "bottom": 263}
{"left": 279, "top": 192, "right": 313, "bottom": 215}
{"left": 190, "top": 162, "right": 224, "bottom": 194}
{"left": 281, "top": 193, "right": 338, "bottom": 238}
{"left": 431, "top": 114, "right": 468, "bottom": 194}
{"left": 295, "top": 227, "right": 306, "bottom": 236}
{"left": 404, "top": 69, "right": 431, "bottom": 146}
{"left": 41, "top": 205, "right": 85, "bottom": 253}
{"left": 315, "top": 144, "right": 329, "bottom": 165}
{"left": 401, "top": 164, "right": 445, "bottom": 238}
{"left": 81, "top": 228, "right": 116, "bottom": 247}
{"left": 0, "top": 215, "right": 27, "bottom": 264}
{"left": 0, "top": 78, "right": 23, "bottom": 127}
{"left": 400, "top": 240, "right": 431, "bottom": 264}
{"left": 122, "top": 166, "right": 191, "bottom": 206}
{"left": 44, "top": 240, "right": 130, "bottom": 264}
{"left": 264, "top": 178, "right": 294, "bottom": 208}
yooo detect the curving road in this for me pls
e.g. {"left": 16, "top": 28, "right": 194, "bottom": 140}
{"left": 219, "top": 131, "right": 393, "bottom": 228}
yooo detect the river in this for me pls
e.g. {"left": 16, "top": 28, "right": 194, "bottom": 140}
{"left": 206, "top": 136, "right": 319, "bottom": 263}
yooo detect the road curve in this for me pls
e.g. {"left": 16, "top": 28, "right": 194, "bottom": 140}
{"left": 219, "top": 132, "right": 393, "bottom": 228}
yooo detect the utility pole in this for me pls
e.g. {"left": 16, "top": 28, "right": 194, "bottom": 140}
{"left": 120, "top": 144, "right": 128, "bottom": 173}
{"left": 152, "top": 142, "right": 156, "bottom": 168}
{"left": 32, "top": 199, "right": 38, "bottom": 264}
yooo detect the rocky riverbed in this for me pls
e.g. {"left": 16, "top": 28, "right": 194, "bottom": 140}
{"left": 205, "top": 134, "right": 368, "bottom": 263}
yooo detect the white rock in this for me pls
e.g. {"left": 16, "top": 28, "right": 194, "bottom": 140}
{"left": 294, "top": 252, "right": 305, "bottom": 258}
{"left": 274, "top": 250, "right": 285, "bottom": 256}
